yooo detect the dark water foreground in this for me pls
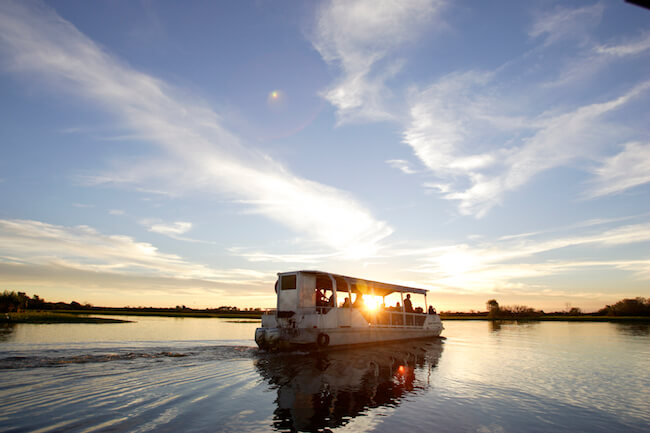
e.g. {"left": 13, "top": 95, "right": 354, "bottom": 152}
{"left": 0, "top": 319, "right": 648, "bottom": 432}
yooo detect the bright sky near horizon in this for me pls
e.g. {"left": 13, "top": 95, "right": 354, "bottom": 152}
{"left": 0, "top": 0, "right": 648, "bottom": 312}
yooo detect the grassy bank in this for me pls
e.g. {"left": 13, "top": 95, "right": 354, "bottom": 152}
{"left": 4, "top": 310, "right": 647, "bottom": 323}
{"left": 45, "top": 310, "right": 649, "bottom": 322}
{"left": 56, "top": 309, "right": 263, "bottom": 319}
{"left": 1, "top": 312, "right": 132, "bottom": 324}
{"left": 440, "top": 314, "right": 650, "bottom": 322}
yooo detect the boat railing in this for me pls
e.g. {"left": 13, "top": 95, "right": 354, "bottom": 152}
{"left": 314, "top": 305, "right": 335, "bottom": 314}
{"left": 271, "top": 305, "right": 433, "bottom": 329}
{"left": 371, "top": 311, "right": 427, "bottom": 327}
{"left": 308, "top": 306, "right": 430, "bottom": 328}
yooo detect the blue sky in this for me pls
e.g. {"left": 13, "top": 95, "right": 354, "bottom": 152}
{"left": 0, "top": 0, "right": 648, "bottom": 311}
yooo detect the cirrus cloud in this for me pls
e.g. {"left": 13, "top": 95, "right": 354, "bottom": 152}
{"left": 0, "top": 0, "right": 391, "bottom": 258}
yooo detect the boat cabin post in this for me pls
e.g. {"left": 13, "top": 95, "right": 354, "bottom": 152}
{"left": 371, "top": 286, "right": 376, "bottom": 325}
{"left": 328, "top": 273, "right": 338, "bottom": 327}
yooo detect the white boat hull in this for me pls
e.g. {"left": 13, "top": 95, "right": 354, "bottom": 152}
{"left": 255, "top": 318, "right": 443, "bottom": 351}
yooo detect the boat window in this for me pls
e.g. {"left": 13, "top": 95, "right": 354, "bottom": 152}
{"left": 281, "top": 274, "right": 296, "bottom": 290}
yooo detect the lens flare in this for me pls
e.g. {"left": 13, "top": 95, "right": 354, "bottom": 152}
{"left": 268, "top": 90, "right": 281, "bottom": 102}
{"left": 267, "top": 90, "right": 286, "bottom": 108}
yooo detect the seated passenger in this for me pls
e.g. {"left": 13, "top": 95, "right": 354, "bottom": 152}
{"left": 428, "top": 305, "right": 436, "bottom": 315}
{"left": 316, "top": 289, "right": 329, "bottom": 313}
{"left": 316, "top": 289, "right": 327, "bottom": 307}
{"left": 341, "top": 297, "right": 351, "bottom": 308}
{"left": 327, "top": 292, "right": 336, "bottom": 307}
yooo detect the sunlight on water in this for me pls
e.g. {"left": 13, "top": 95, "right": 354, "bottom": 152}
{"left": 1, "top": 316, "right": 260, "bottom": 347}
{"left": 0, "top": 319, "right": 648, "bottom": 432}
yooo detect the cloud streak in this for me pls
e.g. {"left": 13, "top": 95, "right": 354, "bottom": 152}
{"left": 587, "top": 141, "right": 650, "bottom": 198}
{"left": 0, "top": 1, "right": 391, "bottom": 257}
{"left": 148, "top": 221, "right": 192, "bottom": 236}
{"left": 404, "top": 221, "right": 650, "bottom": 293}
{"left": 311, "top": 2, "right": 649, "bottom": 218}
{"left": 0, "top": 218, "right": 277, "bottom": 306}
{"left": 0, "top": 219, "right": 268, "bottom": 283}
{"left": 403, "top": 53, "right": 649, "bottom": 217}
{"left": 312, "top": 0, "right": 444, "bottom": 123}
{"left": 528, "top": 3, "right": 604, "bottom": 47}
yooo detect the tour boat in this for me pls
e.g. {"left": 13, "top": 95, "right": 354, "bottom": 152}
{"left": 255, "top": 270, "right": 444, "bottom": 351}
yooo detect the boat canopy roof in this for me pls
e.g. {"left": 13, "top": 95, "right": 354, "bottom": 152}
{"left": 279, "top": 270, "right": 428, "bottom": 297}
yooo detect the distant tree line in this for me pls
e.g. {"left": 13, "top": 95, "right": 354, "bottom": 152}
{"left": 0, "top": 290, "right": 92, "bottom": 313}
{"left": 0, "top": 290, "right": 263, "bottom": 314}
{"left": 596, "top": 297, "right": 650, "bottom": 316}
{"left": 485, "top": 299, "right": 544, "bottom": 319}
{"left": 482, "top": 297, "right": 650, "bottom": 319}
{"left": 440, "top": 298, "right": 650, "bottom": 319}
{"left": 3, "top": 290, "right": 648, "bottom": 317}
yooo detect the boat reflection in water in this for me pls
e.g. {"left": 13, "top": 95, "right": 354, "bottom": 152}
{"left": 255, "top": 339, "right": 444, "bottom": 432}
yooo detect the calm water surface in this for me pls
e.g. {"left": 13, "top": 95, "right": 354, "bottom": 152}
{"left": 0, "top": 317, "right": 648, "bottom": 433}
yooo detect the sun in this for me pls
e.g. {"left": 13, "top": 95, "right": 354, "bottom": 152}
{"left": 362, "top": 294, "right": 381, "bottom": 312}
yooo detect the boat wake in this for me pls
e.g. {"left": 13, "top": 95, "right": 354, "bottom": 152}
{"left": 0, "top": 344, "right": 259, "bottom": 370}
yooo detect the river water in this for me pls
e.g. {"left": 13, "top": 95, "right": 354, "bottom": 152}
{"left": 0, "top": 318, "right": 648, "bottom": 433}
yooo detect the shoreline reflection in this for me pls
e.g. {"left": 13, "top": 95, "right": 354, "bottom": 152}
{"left": 255, "top": 340, "right": 444, "bottom": 432}
{"left": 0, "top": 323, "right": 15, "bottom": 341}
{"left": 615, "top": 322, "right": 650, "bottom": 336}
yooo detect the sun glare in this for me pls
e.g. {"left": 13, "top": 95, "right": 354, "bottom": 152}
{"left": 362, "top": 294, "right": 381, "bottom": 311}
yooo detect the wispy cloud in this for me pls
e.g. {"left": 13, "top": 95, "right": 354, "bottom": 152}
{"left": 528, "top": 3, "right": 604, "bottom": 47}
{"left": 0, "top": 1, "right": 391, "bottom": 257}
{"left": 310, "top": 1, "right": 650, "bottom": 218}
{"left": 0, "top": 218, "right": 279, "bottom": 305}
{"left": 587, "top": 141, "right": 650, "bottom": 198}
{"left": 403, "top": 221, "right": 650, "bottom": 293}
{"left": 595, "top": 32, "right": 650, "bottom": 57}
{"left": 497, "top": 215, "right": 645, "bottom": 241}
{"left": 311, "top": 0, "right": 444, "bottom": 123}
{"left": 229, "top": 247, "right": 337, "bottom": 264}
{"left": 148, "top": 221, "right": 192, "bottom": 236}
{"left": 141, "top": 219, "right": 212, "bottom": 244}
{"left": 109, "top": 209, "right": 125, "bottom": 216}
{"left": 0, "top": 219, "right": 270, "bottom": 283}
{"left": 386, "top": 159, "right": 417, "bottom": 174}
{"left": 403, "top": 71, "right": 502, "bottom": 179}
{"left": 403, "top": 61, "right": 649, "bottom": 217}
{"left": 542, "top": 30, "right": 650, "bottom": 88}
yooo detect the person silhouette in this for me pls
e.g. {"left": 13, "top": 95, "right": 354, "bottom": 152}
{"left": 404, "top": 294, "right": 413, "bottom": 313}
